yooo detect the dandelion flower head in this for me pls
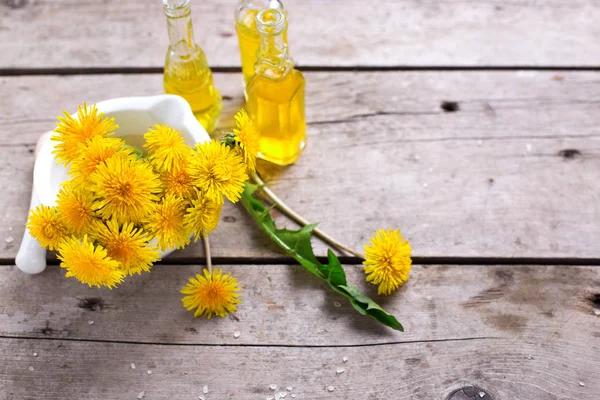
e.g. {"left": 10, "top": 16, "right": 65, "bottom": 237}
{"left": 69, "top": 136, "right": 126, "bottom": 185}
{"left": 58, "top": 235, "right": 124, "bottom": 289}
{"left": 26, "top": 205, "right": 70, "bottom": 250}
{"left": 56, "top": 185, "right": 97, "bottom": 236}
{"left": 144, "top": 124, "right": 191, "bottom": 172}
{"left": 51, "top": 103, "right": 118, "bottom": 166}
{"left": 90, "top": 153, "right": 161, "bottom": 223}
{"left": 145, "top": 194, "right": 190, "bottom": 251}
{"left": 93, "top": 219, "right": 161, "bottom": 276}
{"left": 183, "top": 189, "right": 222, "bottom": 241}
{"left": 190, "top": 140, "right": 248, "bottom": 204}
{"left": 233, "top": 109, "right": 260, "bottom": 172}
{"left": 363, "top": 229, "right": 412, "bottom": 295}
{"left": 181, "top": 268, "right": 242, "bottom": 318}
{"left": 161, "top": 166, "right": 195, "bottom": 200}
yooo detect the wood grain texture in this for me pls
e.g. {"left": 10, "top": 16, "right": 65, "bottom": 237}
{"left": 2, "top": 0, "right": 600, "bottom": 68}
{"left": 1, "top": 71, "right": 600, "bottom": 260}
{"left": 1, "top": 334, "right": 599, "bottom": 399}
{"left": 1, "top": 264, "right": 599, "bottom": 346}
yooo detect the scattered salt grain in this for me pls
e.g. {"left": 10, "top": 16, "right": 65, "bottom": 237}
{"left": 527, "top": 355, "right": 534, "bottom": 360}
{"left": 593, "top": 309, "right": 600, "bottom": 316}
{"left": 137, "top": 391, "right": 145, "bottom": 399}
{"left": 291, "top": 395, "right": 296, "bottom": 398}
{"left": 336, "top": 368, "right": 344, "bottom": 374}
{"left": 147, "top": 370, "right": 152, "bottom": 375}
{"left": 131, "top": 363, "right": 136, "bottom": 369}
{"left": 233, "top": 331, "right": 241, "bottom": 338}
{"left": 478, "top": 392, "right": 485, "bottom": 398}
{"left": 203, "top": 385, "right": 209, "bottom": 394}
{"left": 428, "top": 167, "right": 434, "bottom": 173}
{"left": 9, "top": 226, "right": 12, "bottom": 231}
{"left": 5, "top": 236, "right": 13, "bottom": 244}
{"left": 199, "top": 397, "right": 205, "bottom": 400}
{"left": 579, "top": 381, "right": 586, "bottom": 387}
{"left": 29, "top": 366, "right": 34, "bottom": 371}
{"left": 269, "top": 384, "right": 278, "bottom": 391}
{"left": 33, "top": 352, "right": 38, "bottom": 357}
{"left": 342, "top": 356, "right": 348, "bottom": 363}
{"left": 88, "top": 320, "right": 94, "bottom": 325}
{"left": 526, "top": 144, "right": 532, "bottom": 152}
{"left": 278, "top": 392, "right": 287, "bottom": 398}
{"left": 423, "top": 183, "right": 428, "bottom": 188}
{"left": 426, "top": 295, "right": 433, "bottom": 301}
{"left": 414, "top": 155, "right": 420, "bottom": 161}
{"left": 333, "top": 301, "right": 341, "bottom": 308}
{"left": 327, "top": 386, "right": 335, "bottom": 392}
{"left": 477, "top": 140, "right": 482, "bottom": 146}
{"left": 286, "top": 387, "right": 293, "bottom": 391}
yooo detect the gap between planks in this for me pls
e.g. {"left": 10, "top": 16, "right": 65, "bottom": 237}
{"left": 0, "top": 334, "right": 498, "bottom": 348}
{"left": 2, "top": 65, "right": 600, "bottom": 77}
{"left": 2, "top": 257, "right": 600, "bottom": 266}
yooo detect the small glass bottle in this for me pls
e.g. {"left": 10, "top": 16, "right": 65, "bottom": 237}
{"left": 235, "top": 0, "right": 288, "bottom": 85}
{"left": 246, "top": 8, "right": 306, "bottom": 166}
{"left": 163, "top": 0, "right": 222, "bottom": 133}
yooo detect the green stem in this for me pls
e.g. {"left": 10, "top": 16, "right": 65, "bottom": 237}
{"left": 249, "top": 171, "right": 364, "bottom": 259}
{"left": 203, "top": 235, "right": 212, "bottom": 273}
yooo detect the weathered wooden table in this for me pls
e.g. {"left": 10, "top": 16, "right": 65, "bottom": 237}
{"left": 1, "top": 1, "right": 599, "bottom": 399}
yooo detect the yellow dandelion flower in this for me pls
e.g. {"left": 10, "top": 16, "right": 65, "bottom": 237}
{"left": 56, "top": 185, "right": 97, "bottom": 235}
{"left": 26, "top": 205, "right": 70, "bottom": 250}
{"left": 69, "top": 136, "right": 126, "bottom": 184}
{"left": 184, "top": 189, "right": 222, "bottom": 241}
{"left": 57, "top": 235, "right": 124, "bottom": 289}
{"left": 232, "top": 109, "right": 260, "bottom": 172}
{"left": 144, "top": 124, "right": 191, "bottom": 172}
{"left": 161, "top": 166, "right": 196, "bottom": 199}
{"left": 51, "top": 103, "right": 118, "bottom": 166}
{"left": 363, "top": 229, "right": 412, "bottom": 296}
{"left": 90, "top": 154, "right": 161, "bottom": 223}
{"left": 93, "top": 219, "right": 161, "bottom": 276}
{"left": 190, "top": 140, "right": 248, "bottom": 204}
{"left": 181, "top": 268, "right": 242, "bottom": 318}
{"left": 145, "top": 194, "right": 190, "bottom": 251}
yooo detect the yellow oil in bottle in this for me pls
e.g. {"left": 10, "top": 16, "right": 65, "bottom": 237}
{"left": 164, "top": 52, "right": 222, "bottom": 133}
{"left": 246, "top": 69, "right": 305, "bottom": 165}
{"left": 235, "top": 0, "right": 287, "bottom": 85}
{"left": 246, "top": 8, "right": 306, "bottom": 166}
{"left": 163, "top": 0, "right": 222, "bottom": 133}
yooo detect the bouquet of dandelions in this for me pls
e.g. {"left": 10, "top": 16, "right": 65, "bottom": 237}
{"left": 27, "top": 103, "right": 412, "bottom": 330}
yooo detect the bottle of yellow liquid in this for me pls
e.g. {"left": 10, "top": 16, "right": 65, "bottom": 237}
{"left": 246, "top": 8, "right": 306, "bottom": 166}
{"left": 235, "top": 0, "right": 288, "bottom": 85}
{"left": 162, "top": 0, "right": 222, "bottom": 133}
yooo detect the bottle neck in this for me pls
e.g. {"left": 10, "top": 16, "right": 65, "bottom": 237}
{"left": 255, "top": 8, "right": 293, "bottom": 79}
{"left": 235, "top": 0, "right": 284, "bottom": 23}
{"left": 163, "top": 0, "right": 196, "bottom": 56}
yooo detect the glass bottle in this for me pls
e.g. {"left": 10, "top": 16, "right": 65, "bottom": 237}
{"left": 163, "top": 0, "right": 222, "bottom": 133}
{"left": 235, "top": 0, "right": 288, "bottom": 85}
{"left": 246, "top": 8, "right": 306, "bottom": 166}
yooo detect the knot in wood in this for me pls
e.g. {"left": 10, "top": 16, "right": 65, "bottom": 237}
{"left": 448, "top": 386, "right": 493, "bottom": 400}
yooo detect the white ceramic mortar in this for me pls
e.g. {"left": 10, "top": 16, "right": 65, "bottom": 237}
{"left": 15, "top": 95, "right": 210, "bottom": 274}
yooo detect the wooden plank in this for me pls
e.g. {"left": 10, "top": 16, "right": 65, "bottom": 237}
{"left": 2, "top": 0, "right": 600, "bottom": 68}
{"left": 1, "top": 335, "right": 599, "bottom": 399}
{"left": 1, "top": 71, "right": 600, "bottom": 260}
{"left": 1, "top": 264, "right": 599, "bottom": 346}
